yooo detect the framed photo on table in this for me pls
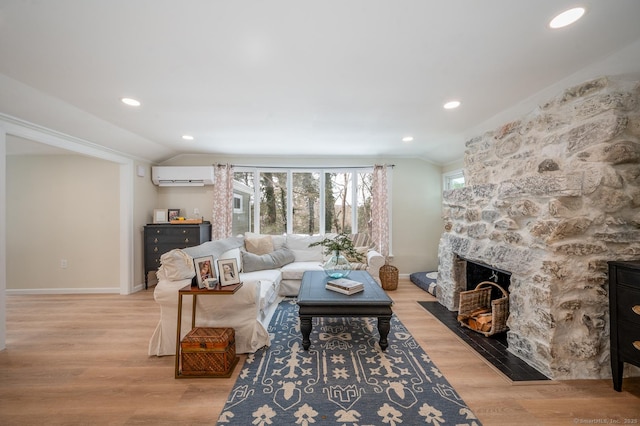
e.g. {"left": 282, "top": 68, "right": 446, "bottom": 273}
{"left": 168, "top": 209, "right": 180, "bottom": 221}
{"left": 153, "top": 209, "right": 168, "bottom": 224}
{"left": 194, "top": 256, "right": 216, "bottom": 289}
{"left": 217, "top": 258, "right": 240, "bottom": 286}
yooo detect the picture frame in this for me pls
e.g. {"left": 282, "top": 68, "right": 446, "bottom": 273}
{"left": 168, "top": 208, "right": 181, "bottom": 221}
{"left": 194, "top": 256, "right": 216, "bottom": 289}
{"left": 153, "top": 209, "right": 168, "bottom": 224}
{"left": 217, "top": 258, "right": 240, "bottom": 286}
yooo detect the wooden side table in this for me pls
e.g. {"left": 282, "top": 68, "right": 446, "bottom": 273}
{"left": 174, "top": 283, "right": 243, "bottom": 378}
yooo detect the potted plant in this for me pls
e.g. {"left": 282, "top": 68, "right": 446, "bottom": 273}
{"left": 309, "top": 233, "right": 364, "bottom": 278}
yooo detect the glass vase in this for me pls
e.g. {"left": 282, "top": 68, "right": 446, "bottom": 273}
{"left": 323, "top": 250, "right": 352, "bottom": 279}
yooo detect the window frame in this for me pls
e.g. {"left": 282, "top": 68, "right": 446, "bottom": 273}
{"left": 443, "top": 168, "right": 465, "bottom": 191}
{"left": 234, "top": 166, "right": 377, "bottom": 236}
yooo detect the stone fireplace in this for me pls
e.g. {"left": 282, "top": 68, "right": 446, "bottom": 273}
{"left": 438, "top": 77, "right": 640, "bottom": 380}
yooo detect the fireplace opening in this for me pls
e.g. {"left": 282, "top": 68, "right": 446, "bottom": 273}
{"left": 461, "top": 256, "right": 511, "bottom": 297}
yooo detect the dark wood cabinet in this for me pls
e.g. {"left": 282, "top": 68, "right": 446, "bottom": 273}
{"left": 608, "top": 260, "right": 640, "bottom": 391}
{"left": 144, "top": 222, "right": 212, "bottom": 289}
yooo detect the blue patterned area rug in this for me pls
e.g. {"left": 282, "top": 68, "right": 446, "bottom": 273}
{"left": 218, "top": 298, "right": 481, "bottom": 425}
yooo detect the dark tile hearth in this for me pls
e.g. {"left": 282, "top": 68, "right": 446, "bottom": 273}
{"left": 418, "top": 301, "right": 549, "bottom": 382}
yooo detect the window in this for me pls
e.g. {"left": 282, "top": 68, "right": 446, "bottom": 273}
{"left": 232, "top": 177, "right": 254, "bottom": 236}
{"left": 443, "top": 169, "right": 465, "bottom": 190}
{"left": 233, "top": 167, "right": 375, "bottom": 236}
{"left": 233, "top": 194, "right": 243, "bottom": 213}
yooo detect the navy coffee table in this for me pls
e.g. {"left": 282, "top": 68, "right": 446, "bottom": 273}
{"left": 297, "top": 271, "right": 394, "bottom": 351}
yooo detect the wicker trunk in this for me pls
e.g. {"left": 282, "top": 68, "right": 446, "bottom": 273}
{"left": 180, "top": 327, "right": 238, "bottom": 377}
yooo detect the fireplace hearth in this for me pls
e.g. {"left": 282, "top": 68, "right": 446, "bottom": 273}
{"left": 419, "top": 301, "right": 549, "bottom": 382}
{"left": 437, "top": 77, "right": 640, "bottom": 380}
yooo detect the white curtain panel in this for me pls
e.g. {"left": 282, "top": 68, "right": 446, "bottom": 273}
{"left": 211, "top": 163, "right": 234, "bottom": 240}
{"left": 371, "top": 164, "right": 389, "bottom": 258}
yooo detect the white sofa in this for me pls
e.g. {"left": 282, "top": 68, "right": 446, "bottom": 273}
{"left": 147, "top": 233, "right": 385, "bottom": 356}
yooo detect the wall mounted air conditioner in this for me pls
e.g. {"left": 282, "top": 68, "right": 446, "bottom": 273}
{"left": 151, "top": 166, "right": 215, "bottom": 187}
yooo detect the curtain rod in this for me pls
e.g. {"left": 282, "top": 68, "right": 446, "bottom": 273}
{"left": 216, "top": 164, "right": 394, "bottom": 170}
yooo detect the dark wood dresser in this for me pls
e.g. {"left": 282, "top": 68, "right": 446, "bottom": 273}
{"left": 608, "top": 260, "right": 640, "bottom": 391}
{"left": 143, "top": 222, "right": 212, "bottom": 289}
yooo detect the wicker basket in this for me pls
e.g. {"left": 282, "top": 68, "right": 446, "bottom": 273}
{"left": 457, "top": 281, "right": 509, "bottom": 337}
{"left": 379, "top": 262, "right": 398, "bottom": 291}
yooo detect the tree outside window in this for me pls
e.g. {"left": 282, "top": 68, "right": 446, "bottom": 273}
{"left": 233, "top": 168, "right": 373, "bottom": 236}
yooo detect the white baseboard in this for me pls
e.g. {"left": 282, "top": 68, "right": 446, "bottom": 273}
{"left": 7, "top": 287, "right": 122, "bottom": 295}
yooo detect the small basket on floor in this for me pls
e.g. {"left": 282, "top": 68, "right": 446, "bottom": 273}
{"left": 379, "top": 262, "right": 398, "bottom": 291}
{"left": 457, "top": 281, "right": 509, "bottom": 337}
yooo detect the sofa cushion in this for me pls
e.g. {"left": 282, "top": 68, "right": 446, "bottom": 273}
{"left": 241, "top": 248, "right": 296, "bottom": 272}
{"left": 285, "top": 234, "right": 324, "bottom": 262}
{"left": 350, "top": 233, "right": 376, "bottom": 250}
{"left": 182, "top": 236, "right": 244, "bottom": 259}
{"left": 350, "top": 262, "right": 368, "bottom": 271}
{"left": 236, "top": 270, "right": 282, "bottom": 313}
{"left": 245, "top": 232, "right": 286, "bottom": 250}
{"left": 345, "top": 246, "right": 369, "bottom": 262}
{"left": 240, "top": 269, "right": 282, "bottom": 287}
{"left": 245, "top": 235, "right": 274, "bottom": 255}
{"left": 280, "top": 261, "right": 324, "bottom": 280}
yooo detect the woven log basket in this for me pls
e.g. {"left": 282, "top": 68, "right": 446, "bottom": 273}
{"left": 457, "top": 281, "right": 509, "bottom": 337}
{"left": 379, "top": 262, "right": 398, "bottom": 291}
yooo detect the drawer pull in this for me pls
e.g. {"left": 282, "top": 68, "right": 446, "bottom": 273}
{"left": 153, "top": 247, "right": 158, "bottom": 252}
{"left": 154, "top": 238, "right": 158, "bottom": 243}
{"left": 156, "top": 229, "right": 160, "bottom": 234}
{"left": 183, "top": 230, "right": 188, "bottom": 234}
{"left": 184, "top": 238, "right": 190, "bottom": 243}
{"left": 633, "top": 305, "right": 640, "bottom": 316}
{"left": 634, "top": 341, "right": 640, "bottom": 351}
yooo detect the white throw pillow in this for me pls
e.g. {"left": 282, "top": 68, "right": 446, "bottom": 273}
{"left": 245, "top": 232, "right": 286, "bottom": 250}
{"left": 245, "top": 235, "right": 274, "bottom": 255}
{"left": 285, "top": 234, "right": 324, "bottom": 262}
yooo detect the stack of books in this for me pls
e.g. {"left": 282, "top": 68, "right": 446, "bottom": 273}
{"left": 326, "top": 278, "right": 364, "bottom": 295}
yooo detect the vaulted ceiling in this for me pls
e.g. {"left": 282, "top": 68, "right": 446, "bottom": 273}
{"left": 1, "top": 1, "right": 640, "bottom": 164}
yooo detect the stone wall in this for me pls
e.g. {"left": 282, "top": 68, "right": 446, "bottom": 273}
{"left": 437, "top": 77, "right": 640, "bottom": 380}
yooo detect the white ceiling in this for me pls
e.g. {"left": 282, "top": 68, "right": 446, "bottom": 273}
{"left": 1, "top": 1, "right": 640, "bottom": 165}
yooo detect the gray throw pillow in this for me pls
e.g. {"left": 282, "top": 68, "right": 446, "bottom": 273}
{"left": 182, "top": 236, "right": 244, "bottom": 259}
{"left": 241, "top": 247, "right": 295, "bottom": 272}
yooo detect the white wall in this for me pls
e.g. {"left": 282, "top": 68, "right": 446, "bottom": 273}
{"left": 133, "top": 163, "right": 160, "bottom": 285}
{"left": 391, "top": 158, "right": 443, "bottom": 272}
{"left": 442, "top": 159, "right": 464, "bottom": 174}
{"left": 154, "top": 154, "right": 444, "bottom": 274}
{"left": 0, "top": 130, "right": 6, "bottom": 350}
{"left": 6, "top": 154, "right": 121, "bottom": 291}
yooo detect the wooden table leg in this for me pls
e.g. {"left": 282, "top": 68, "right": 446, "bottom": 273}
{"left": 377, "top": 315, "right": 391, "bottom": 351}
{"left": 174, "top": 293, "right": 184, "bottom": 378}
{"left": 300, "top": 316, "right": 312, "bottom": 350}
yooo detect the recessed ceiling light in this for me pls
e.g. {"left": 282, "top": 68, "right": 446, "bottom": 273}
{"left": 121, "top": 97, "right": 141, "bottom": 107}
{"left": 402, "top": 136, "right": 414, "bottom": 142}
{"left": 182, "top": 135, "right": 194, "bottom": 141}
{"left": 549, "top": 7, "right": 585, "bottom": 29}
{"left": 443, "top": 100, "right": 461, "bottom": 110}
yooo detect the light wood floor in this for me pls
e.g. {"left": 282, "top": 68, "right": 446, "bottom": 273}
{"left": 1, "top": 278, "right": 639, "bottom": 425}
